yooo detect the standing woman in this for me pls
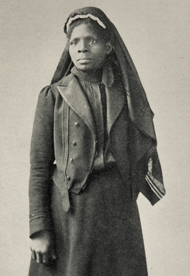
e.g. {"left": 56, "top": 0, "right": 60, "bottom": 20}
{"left": 29, "top": 6, "right": 166, "bottom": 276}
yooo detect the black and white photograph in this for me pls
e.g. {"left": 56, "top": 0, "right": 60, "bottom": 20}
{"left": 1, "top": 1, "right": 190, "bottom": 276}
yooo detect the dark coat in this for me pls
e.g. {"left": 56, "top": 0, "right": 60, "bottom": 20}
{"left": 29, "top": 72, "right": 165, "bottom": 237}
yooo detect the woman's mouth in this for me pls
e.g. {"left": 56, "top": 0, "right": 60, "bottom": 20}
{"left": 77, "top": 58, "right": 91, "bottom": 63}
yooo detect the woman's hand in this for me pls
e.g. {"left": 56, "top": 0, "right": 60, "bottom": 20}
{"left": 30, "top": 230, "right": 56, "bottom": 264}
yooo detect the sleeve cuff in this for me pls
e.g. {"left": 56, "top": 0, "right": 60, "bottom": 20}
{"left": 145, "top": 171, "right": 166, "bottom": 204}
{"left": 29, "top": 212, "right": 52, "bottom": 238}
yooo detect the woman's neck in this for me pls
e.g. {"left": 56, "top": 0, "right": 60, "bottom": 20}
{"left": 72, "top": 66, "right": 103, "bottom": 83}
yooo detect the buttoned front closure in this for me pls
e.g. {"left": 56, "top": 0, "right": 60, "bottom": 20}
{"left": 54, "top": 68, "right": 125, "bottom": 195}
{"left": 70, "top": 66, "right": 117, "bottom": 171}
{"left": 63, "top": 102, "right": 96, "bottom": 193}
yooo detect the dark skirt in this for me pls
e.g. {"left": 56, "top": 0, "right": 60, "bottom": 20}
{"left": 29, "top": 165, "right": 148, "bottom": 276}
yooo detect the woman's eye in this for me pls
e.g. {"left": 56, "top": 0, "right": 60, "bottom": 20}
{"left": 70, "top": 40, "right": 78, "bottom": 45}
{"left": 88, "top": 39, "right": 96, "bottom": 44}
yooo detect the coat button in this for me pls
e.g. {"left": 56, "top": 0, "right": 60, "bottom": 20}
{"left": 74, "top": 122, "right": 79, "bottom": 127}
{"left": 70, "top": 158, "right": 73, "bottom": 163}
{"left": 67, "top": 176, "right": 71, "bottom": 181}
{"left": 73, "top": 141, "right": 77, "bottom": 146}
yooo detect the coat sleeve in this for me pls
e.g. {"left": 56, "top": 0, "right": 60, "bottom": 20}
{"left": 29, "top": 86, "right": 55, "bottom": 237}
{"left": 136, "top": 147, "right": 166, "bottom": 205}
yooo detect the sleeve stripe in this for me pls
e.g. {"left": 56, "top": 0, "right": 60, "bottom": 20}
{"left": 145, "top": 175, "right": 163, "bottom": 199}
{"left": 146, "top": 173, "right": 165, "bottom": 196}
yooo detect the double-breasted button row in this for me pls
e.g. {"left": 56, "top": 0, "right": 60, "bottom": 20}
{"left": 67, "top": 122, "right": 79, "bottom": 182}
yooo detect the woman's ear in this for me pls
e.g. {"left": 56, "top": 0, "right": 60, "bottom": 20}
{"left": 106, "top": 42, "right": 113, "bottom": 55}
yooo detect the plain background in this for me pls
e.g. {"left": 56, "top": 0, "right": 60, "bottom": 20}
{"left": 0, "top": 0, "right": 190, "bottom": 275}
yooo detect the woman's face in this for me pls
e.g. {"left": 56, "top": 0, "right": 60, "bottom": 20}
{"left": 69, "top": 23, "right": 112, "bottom": 71}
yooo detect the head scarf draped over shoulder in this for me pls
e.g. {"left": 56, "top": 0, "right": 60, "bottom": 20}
{"left": 51, "top": 7, "right": 163, "bottom": 196}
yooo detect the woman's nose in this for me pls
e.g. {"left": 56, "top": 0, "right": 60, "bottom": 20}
{"left": 78, "top": 40, "right": 88, "bottom": 52}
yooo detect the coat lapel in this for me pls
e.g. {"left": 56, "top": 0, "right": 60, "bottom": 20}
{"left": 57, "top": 72, "right": 125, "bottom": 138}
{"left": 57, "top": 76, "right": 96, "bottom": 136}
{"left": 106, "top": 84, "right": 125, "bottom": 134}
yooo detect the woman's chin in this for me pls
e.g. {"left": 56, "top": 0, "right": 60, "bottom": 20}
{"left": 75, "top": 62, "right": 92, "bottom": 71}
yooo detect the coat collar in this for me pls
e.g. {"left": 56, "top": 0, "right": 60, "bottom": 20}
{"left": 57, "top": 66, "right": 125, "bottom": 137}
{"left": 57, "top": 74, "right": 96, "bottom": 137}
